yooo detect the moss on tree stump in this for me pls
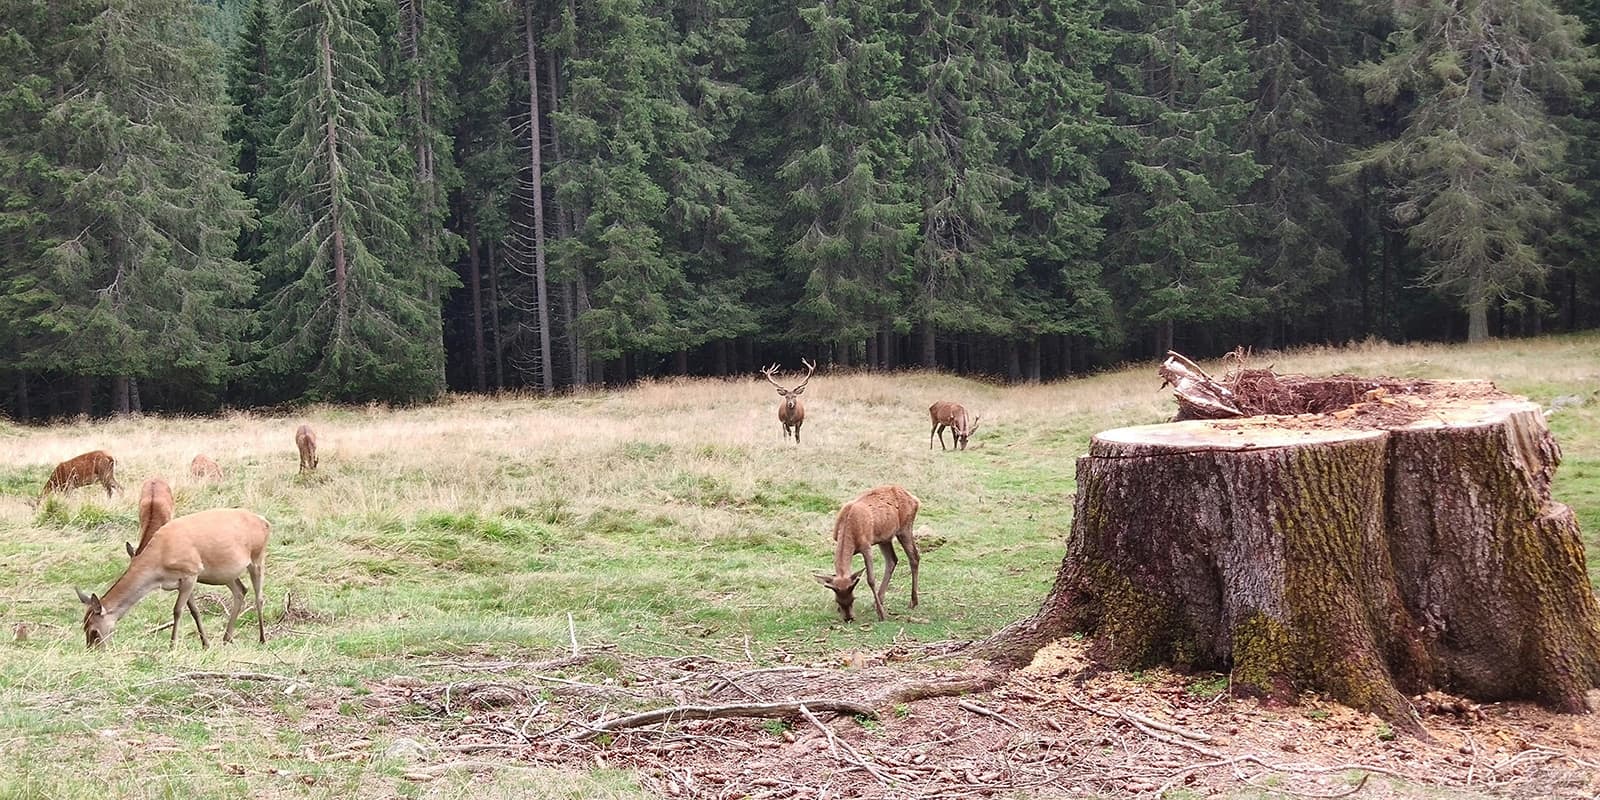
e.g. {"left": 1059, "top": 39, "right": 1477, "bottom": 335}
{"left": 984, "top": 376, "right": 1600, "bottom": 731}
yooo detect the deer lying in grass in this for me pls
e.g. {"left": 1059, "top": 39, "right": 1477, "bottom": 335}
{"left": 190, "top": 454, "right": 223, "bottom": 481}
{"left": 929, "top": 401, "right": 981, "bottom": 451}
{"left": 40, "top": 450, "right": 122, "bottom": 500}
{"left": 125, "top": 478, "right": 175, "bottom": 557}
{"left": 814, "top": 485, "right": 921, "bottom": 622}
{"left": 761, "top": 359, "right": 816, "bottom": 444}
{"left": 295, "top": 425, "right": 317, "bottom": 474}
{"left": 78, "top": 508, "right": 270, "bottom": 649}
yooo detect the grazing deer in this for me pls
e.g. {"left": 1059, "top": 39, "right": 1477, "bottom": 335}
{"left": 125, "top": 478, "right": 175, "bottom": 558}
{"left": 77, "top": 508, "right": 270, "bottom": 649}
{"left": 40, "top": 450, "right": 122, "bottom": 500}
{"left": 761, "top": 359, "right": 816, "bottom": 444}
{"left": 190, "top": 454, "right": 223, "bottom": 481}
{"left": 929, "top": 401, "right": 981, "bottom": 451}
{"left": 814, "top": 485, "right": 921, "bottom": 622}
{"left": 295, "top": 424, "right": 317, "bottom": 474}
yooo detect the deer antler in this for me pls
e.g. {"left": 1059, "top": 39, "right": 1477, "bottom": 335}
{"left": 794, "top": 358, "right": 817, "bottom": 391}
{"left": 760, "top": 363, "right": 786, "bottom": 390}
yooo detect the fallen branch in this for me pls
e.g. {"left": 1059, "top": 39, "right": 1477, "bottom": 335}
{"left": 572, "top": 699, "right": 876, "bottom": 740}
{"left": 1118, "top": 709, "right": 1213, "bottom": 742}
{"left": 797, "top": 703, "right": 893, "bottom": 787}
{"left": 139, "top": 671, "right": 308, "bottom": 687}
{"left": 956, "top": 700, "right": 1022, "bottom": 730}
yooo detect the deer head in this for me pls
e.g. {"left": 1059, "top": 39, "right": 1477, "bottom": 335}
{"left": 955, "top": 413, "right": 982, "bottom": 450}
{"left": 814, "top": 569, "right": 866, "bottom": 621}
{"left": 761, "top": 359, "right": 816, "bottom": 409}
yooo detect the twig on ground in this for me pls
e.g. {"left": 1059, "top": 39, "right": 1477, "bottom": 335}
{"left": 138, "top": 671, "right": 308, "bottom": 687}
{"left": 572, "top": 699, "right": 876, "bottom": 740}
{"left": 957, "top": 699, "right": 1022, "bottom": 730}
{"left": 797, "top": 703, "right": 893, "bottom": 787}
{"left": 1118, "top": 709, "right": 1213, "bottom": 742}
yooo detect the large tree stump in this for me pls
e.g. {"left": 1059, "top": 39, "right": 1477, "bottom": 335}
{"left": 985, "top": 376, "right": 1600, "bottom": 730}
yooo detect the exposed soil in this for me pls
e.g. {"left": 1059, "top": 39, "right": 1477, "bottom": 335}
{"left": 193, "top": 642, "right": 1600, "bottom": 799}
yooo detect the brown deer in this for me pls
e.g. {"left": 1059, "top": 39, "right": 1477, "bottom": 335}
{"left": 190, "top": 454, "right": 224, "bottom": 481}
{"left": 125, "top": 478, "right": 175, "bottom": 558}
{"left": 295, "top": 424, "right": 317, "bottom": 474}
{"left": 77, "top": 508, "right": 270, "bottom": 649}
{"left": 761, "top": 359, "right": 816, "bottom": 444}
{"left": 814, "top": 485, "right": 921, "bottom": 622}
{"left": 929, "top": 401, "right": 981, "bottom": 451}
{"left": 40, "top": 450, "right": 122, "bottom": 500}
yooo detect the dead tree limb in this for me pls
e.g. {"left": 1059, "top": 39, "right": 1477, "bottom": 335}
{"left": 572, "top": 699, "right": 876, "bottom": 740}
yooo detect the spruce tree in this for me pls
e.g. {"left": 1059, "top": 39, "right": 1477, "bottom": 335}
{"left": 256, "top": 0, "right": 449, "bottom": 401}
{"left": 1350, "top": 0, "right": 1596, "bottom": 341}
{"left": 1101, "top": 0, "right": 1264, "bottom": 353}
{"left": 547, "top": 0, "right": 685, "bottom": 369}
{"left": 766, "top": 0, "right": 917, "bottom": 362}
{"left": 660, "top": 0, "right": 772, "bottom": 370}
{"left": 0, "top": 0, "right": 254, "bottom": 413}
{"left": 903, "top": 0, "right": 1021, "bottom": 365}
{"left": 996, "top": 0, "right": 1116, "bottom": 372}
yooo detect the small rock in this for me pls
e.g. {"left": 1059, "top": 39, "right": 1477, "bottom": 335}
{"left": 383, "top": 738, "right": 427, "bottom": 762}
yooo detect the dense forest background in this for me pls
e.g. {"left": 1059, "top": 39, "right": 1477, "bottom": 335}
{"left": 3, "top": 0, "right": 1600, "bottom": 416}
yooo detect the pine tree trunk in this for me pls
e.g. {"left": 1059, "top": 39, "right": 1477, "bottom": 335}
{"left": 547, "top": 16, "right": 586, "bottom": 389}
{"left": 865, "top": 332, "right": 879, "bottom": 371}
{"left": 469, "top": 224, "right": 487, "bottom": 394}
{"left": 920, "top": 321, "right": 937, "bottom": 368}
{"left": 524, "top": 0, "right": 554, "bottom": 393}
{"left": 982, "top": 387, "right": 1600, "bottom": 730}
{"left": 76, "top": 376, "right": 93, "bottom": 418}
{"left": 16, "top": 372, "right": 29, "bottom": 421}
{"left": 1026, "top": 337, "right": 1041, "bottom": 383}
{"left": 112, "top": 376, "right": 130, "bottom": 416}
{"left": 1006, "top": 341, "right": 1022, "bottom": 382}
{"left": 488, "top": 239, "right": 504, "bottom": 392}
{"left": 129, "top": 378, "right": 141, "bottom": 414}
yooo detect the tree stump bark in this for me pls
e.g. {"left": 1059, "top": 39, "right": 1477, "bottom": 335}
{"left": 984, "top": 379, "right": 1600, "bottom": 730}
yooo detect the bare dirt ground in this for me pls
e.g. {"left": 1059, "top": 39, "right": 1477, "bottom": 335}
{"left": 196, "top": 638, "right": 1600, "bottom": 799}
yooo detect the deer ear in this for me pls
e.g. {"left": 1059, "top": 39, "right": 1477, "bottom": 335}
{"left": 75, "top": 587, "right": 92, "bottom": 605}
{"left": 124, "top": 541, "right": 136, "bottom": 557}
{"left": 848, "top": 569, "right": 865, "bottom": 587}
{"left": 792, "top": 386, "right": 805, "bottom": 395}
{"left": 813, "top": 573, "right": 835, "bottom": 587}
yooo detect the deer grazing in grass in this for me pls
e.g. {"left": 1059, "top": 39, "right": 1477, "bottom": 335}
{"left": 77, "top": 508, "right": 270, "bottom": 649}
{"left": 190, "top": 454, "right": 223, "bottom": 481}
{"left": 761, "top": 359, "right": 816, "bottom": 444}
{"left": 814, "top": 485, "right": 921, "bottom": 622}
{"left": 929, "top": 401, "right": 981, "bottom": 451}
{"left": 125, "top": 478, "right": 175, "bottom": 557}
{"left": 295, "top": 424, "right": 317, "bottom": 474}
{"left": 39, "top": 450, "right": 122, "bottom": 501}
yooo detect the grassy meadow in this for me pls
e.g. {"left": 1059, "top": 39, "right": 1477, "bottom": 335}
{"left": 1, "top": 334, "right": 1598, "bottom": 798}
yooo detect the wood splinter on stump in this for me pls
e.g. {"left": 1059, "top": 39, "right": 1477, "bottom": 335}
{"left": 984, "top": 352, "right": 1600, "bottom": 733}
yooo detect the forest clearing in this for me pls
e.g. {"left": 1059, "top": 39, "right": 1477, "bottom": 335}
{"left": 1, "top": 335, "right": 1598, "bottom": 798}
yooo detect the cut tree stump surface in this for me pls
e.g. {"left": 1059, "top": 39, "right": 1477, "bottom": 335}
{"left": 985, "top": 373, "right": 1600, "bottom": 733}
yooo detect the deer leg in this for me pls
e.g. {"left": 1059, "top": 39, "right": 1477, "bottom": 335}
{"left": 187, "top": 597, "right": 211, "bottom": 648}
{"left": 930, "top": 424, "right": 936, "bottom": 449}
{"left": 171, "top": 577, "right": 201, "bottom": 648}
{"left": 795, "top": 420, "right": 801, "bottom": 445}
{"left": 876, "top": 541, "right": 898, "bottom": 608}
{"left": 222, "top": 578, "right": 247, "bottom": 643}
{"left": 860, "top": 549, "right": 886, "bottom": 622}
{"left": 900, "top": 532, "right": 920, "bottom": 609}
{"left": 248, "top": 559, "right": 266, "bottom": 643}
{"left": 937, "top": 425, "right": 949, "bottom": 450}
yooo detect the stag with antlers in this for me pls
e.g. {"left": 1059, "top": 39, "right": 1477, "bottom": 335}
{"left": 760, "top": 359, "right": 816, "bottom": 444}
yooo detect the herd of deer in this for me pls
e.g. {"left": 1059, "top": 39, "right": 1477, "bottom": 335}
{"left": 43, "top": 364, "right": 976, "bottom": 649}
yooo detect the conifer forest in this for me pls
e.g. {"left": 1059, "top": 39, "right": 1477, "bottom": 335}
{"left": 3, "top": 0, "right": 1600, "bottom": 415}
